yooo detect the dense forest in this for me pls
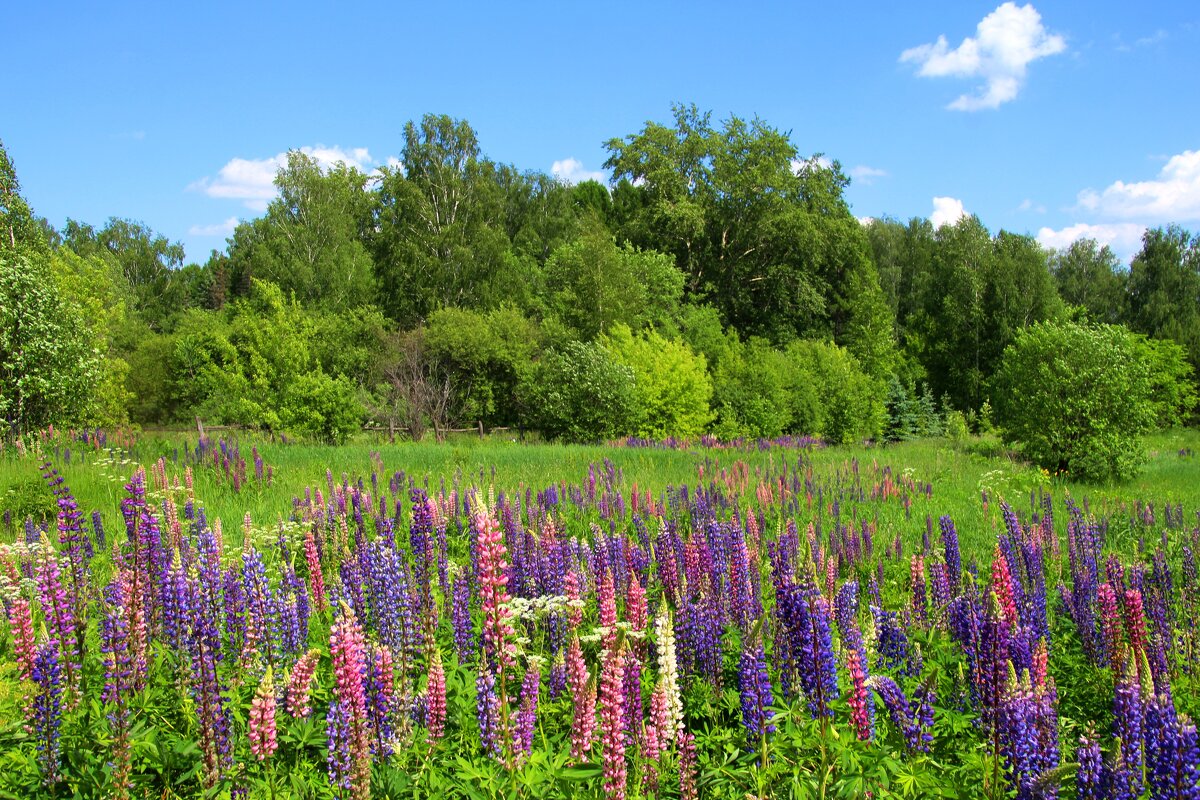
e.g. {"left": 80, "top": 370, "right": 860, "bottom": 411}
{"left": 2, "top": 106, "right": 1198, "bottom": 476}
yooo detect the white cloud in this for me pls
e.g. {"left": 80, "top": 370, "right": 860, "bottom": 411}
{"left": 1076, "top": 150, "right": 1200, "bottom": 222}
{"left": 792, "top": 156, "right": 832, "bottom": 175}
{"left": 190, "top": 145, "right": 378, "bottom": 211}
{"left": 1036, "top": 222, "right": 1146, "bottom": 260}
{"left": 551, "top": 158, "right": 606, "bottom": 185}
{"left": 849, "top": 165, "right": 888, "bottom": 184}
{"left": 931, "top": 196, "right": 967, "bottom": 228}
{"left": 1017, "top": 198, "right": 1046, "bottom": 213}
{"left": 188, "top": 217, "right": 240, "bottom": 237}
{"left": 900, "top": 3, "right": 1066, "bottom": 110}
{"left": 857, "top": 216, "right": 877, "bottom": 226}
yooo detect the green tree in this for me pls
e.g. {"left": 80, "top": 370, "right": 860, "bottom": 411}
{"left": 1127, "top": 226, "right": 1200, "bottom": 373}
{"left": 785, "top": 340, "right": 883, "bottom": 444}
{"left": 226, "top": 151, "right": 376, "bottom": 310}
{"left": 992, "top": 321, "right": 1164, "bottom": 481}
{"left": 543, "top": 230, "right": 684, "bottom": 340}
{"left": 372, "top": 115, "right": 523, "bottom": 326}
{"left": 711, "top": 337, "right": 791, "bottom": 439}
{"left": 1049, "top": 238, "right": 1127, "bottom": 324}
{"left": 0, "top": 140, "right": 44, "bottom": 253}
{"left": 0, "top": 254, "right": 102, "bottom": 432}
{"left": 603, "top": 325, "right": 712, "bottom": 438}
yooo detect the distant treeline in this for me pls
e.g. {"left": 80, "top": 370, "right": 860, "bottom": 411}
{"left": 2, "top": 105, "right": 1198, "bottom": 455}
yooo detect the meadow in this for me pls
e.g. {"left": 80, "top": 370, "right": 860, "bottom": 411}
{"left": 1, "top": 427, "right": 1199, "bottom": 799}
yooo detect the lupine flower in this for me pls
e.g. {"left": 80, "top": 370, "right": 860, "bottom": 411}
{"left": 100, "top": 580, "right": 135, "bottom": 798}
{"left": 476, "top": 665, "right": 502, "bottom": 758}
{"left": 451, "top": 569, "right": 475, "bottom": 663}
{"left": 365, "top": 643, "right": 395, "bottom": 757}
{"left": 474, "top": 500, "right": 516, "bottom": 669}
{"left": 911, "top": 555, "right": 928, "bottom": 624}
{"left": 426, "top": 645, "right": 447, "bottom": 742}
{"left": 940, "top": 515, "right": 961, "bottom": 591}
{"left": 6, "top": 594, "right": 36, "bottom": 681}
{"left": 249, "top": 667, "right": 279, "bottom": 761}
{"left": 1112, "top": 669, "right": 1144, "bottom": 800}
{"left": 1098, "top": 581, "right": 1125, "bottom": 674}
{"left": 844, "top": 621, "right": 874, "bottom": 742}
{"left": 1075, "top": 731, "right": 1105, "bottom": 800}
{"left": 654, "top": 609, "right": 684, "bottom": 738}
{"left": 35, "top": 547, "right": 78, "bottom": 693}
{"left": 31, "top": 643, "right": 63, "bottom": 786}
{"left": 600, "top": 640, "right": 627, "bottom": 800}
{"left": 567, "top": 636, "right": 596, "bottom": 761}
{"left": 286, "top": 649, "right": 321, "bottom": 718}
{"left": 738, "top": 637, "right": 775, "bottom": 746}
{"left": 678, "top": 731, "right": 698, "bottom": 800}
{"left": 327, "top": 606, "right": 371, "bottom": 800}
{"left": 1144, "top": 693, "right": 1200, "bottom": 800}
{"left": 304, "top": 526, "right": 327, "bottom": 612}
{"left": 514, "top": 663, "right": 540, "bottom": 759}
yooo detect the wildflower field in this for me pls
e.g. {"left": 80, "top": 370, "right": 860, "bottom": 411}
{"left": 2, "top": 428, "right": 1200, "bottom": 799}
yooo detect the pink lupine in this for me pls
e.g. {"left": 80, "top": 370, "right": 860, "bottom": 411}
{"left": 328, "top": 606, "right": 371, "bottom": 800}
{"left": 304, "top": 527, "right": 326, "bottom": 612}
{"left": 427, "top": 646, "right": 447, "bottom": 742}
{"left": 565, "top": 570, "right": 584, "bottom": 630}
{"left": 567, "top": 636, "right": 595, "bottom": 761}
{"left": 600, "top": 641, "right": 627, "bottom": 800}
{"left": 249, "top": 668, "right": 278, "bottom": 761}
{"left": 1122, "top": 588, "right": 1148, "bottom": 674}
{"left": 991, "top": 545, "right": 1018, "bottom": 626}
{"left": 625, "top": 577, "right": 647, "bottom": 636}
{"left": 678, "top": 731, "right": 698, "bottom": 800}
{"left": 644, "top": 681, "right": 670, "bottom": 762}
{"left": 847, "top": 647, "right": 872, "bottom": 741}
{"left": 474, "top": 503, "right": 516, "bottom": 669}
{"left": 598, "top": 571, "right": 618, "bottom": 651}
{"left": 8, "top": 595, "right": 37, "bottom": 681}
{"left": 286, "top": 649, "right": 321, "bottom": 718}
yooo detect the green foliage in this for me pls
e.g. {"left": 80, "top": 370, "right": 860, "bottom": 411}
{"left": 281, "top": 371, "right": 363, "bottom": 444}
{"left": 1, "top": 474, "right": 57, "bottom": 528}
{"left": 524, "top": 340, "right": 636, "bottom": 442}
{"left": 785, "top": 340, "right": 884, "bottom": 443}
{"left": 543, "top": 229, "right": 684, "bottom": 341}
{"left": 1050, "top": 237, "right": 1128, "bottom": 324}
{"left": 0, "top": 253, "right": 103, "bottom": 432}
{"left": 991, "top": 320, "right": 1160, "bottom": 481}
{"left": 602, "top": 324, "right": 713, "bottom": 438}
{"left": 712, "top": 337, "right": 792, "bottom": 439}
{"left": 1127, "top": 225, "right": 1200, "bottom": 374}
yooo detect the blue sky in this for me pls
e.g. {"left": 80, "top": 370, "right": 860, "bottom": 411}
{"left": 7, "top": 1, "right": 1198, "bottom": 265}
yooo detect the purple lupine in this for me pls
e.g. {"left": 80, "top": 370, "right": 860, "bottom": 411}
{"left": 476, "top": 666, "right": 502, "bottom": 758}
{"left": 1112, "top": 670, "right": 1144, "bottom": 800}
{"left": 451, "top": 569, "right": 475, "bottom": 663}
{"left": 940, "top": 515, "right": 962, "bottom": 592}
{"left": 738, "top": 637, "right": 775, "bottom": 747}
{"left": 514, "top": 664, "right": 540, "bottom": 759}
{"left": 1075, "top": 731, "right": 1106, "bottom": 800}
{"left": 31, "top": 643, "right": 63, "bottom": 786}
{"left": 101, "top": 579, "right": 135, "bottom": 798}
{"left": 35, "top": 546, "right": 78, "bottom": 693}
{"left": 1145, "top": 693, "right": 1200, "bottom": 800}
{"left": 186, "top": 570, "right": 232, "bottom": 787}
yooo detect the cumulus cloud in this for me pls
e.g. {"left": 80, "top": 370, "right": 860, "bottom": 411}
{"left": 188, "top": 217, "right": 240, "bottom": 237}
{"left": 931, "top": 196, "right": 967, "bottom": 228}
{"left": 1017, "top": 198, "right": 1046, "bottom": 213}
{"left": 792, "top": 156, "right": 833, "bottom": 175}
{"left": 849, "top": 165, "right": 888, "bottom": 184}
{"left": 1076, "top": 150, "right": 1200, "bottom": 222}
{"left": 900, "top": 3, "right": 1066, "bottom": 110}
{"left": 551, "top": 158, "right": 607, "bottom": 185}
{"left": 190, "top": 145, "right": 378, "bottom": 211}
{"left": 1035, "top": 222, "right": 1146, "bottom": 261}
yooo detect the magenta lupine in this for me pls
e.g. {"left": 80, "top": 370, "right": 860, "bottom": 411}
{"left": 304, "top": 526, "right": 327, "bottom": 612}
{"left": 565, "top": 569, "right": 584, "bottom": 630}
{"left": 35, "top": 547, "right": 78, "bottom": 694}
{"left": 600, "top": 641, "right": 628, "bottom": 800}
{"left": 992, "top": 545, "right": 1019, "bottom": 626}
{"left": 249, "top": 668, "right": 278, "bottom": 761}
{"left": 644, "top": 681, "right": 670, "bottom": 761}
{"left": 1098, "top": 581, "right": 1125, "bottom": 674}
{"left": 911, "top": 555, "right": 928, "bottom": 624}
{"left": 598, "top": 570, "right": 618, "bottom": 651}
{"left": 846, "top": 646, "right": 873, "bottom": 742}
{"left": 1123, "top": 589, "right": 1150, "bottom": 683}
{"left": 567, "top": 636, "right": 595, "bottom": 761}
{"left": 328, "top": 606, "right": 371, "bottom": 800}
{"left": 426, "top": 645, "right": 447, "bottom": 742}
{"left": 286, "top": 649, "right": 321, "bottom": 718}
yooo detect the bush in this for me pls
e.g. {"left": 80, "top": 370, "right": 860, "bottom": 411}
{"left": 282, "top": 372, "right": 364, "bottom": 445}
{"left": 991, "top": 321, "right": 1163, "bottom": 481}
{"left": 603, "top": 325, "right": 712, "bottom": 438}
{"left": 524, "top": 341, "right": 636, "bottom": 443}
{"left": 785, "top": 340, "right": 884, "bottom": 444}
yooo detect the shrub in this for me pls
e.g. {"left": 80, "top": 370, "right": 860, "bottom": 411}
{"left": 991, "top": 321, "right": 1164, "bottom": 481}
{"left": 524, "top": 341, "right": 636, "bottom": 443}
{"left": 603, "top": 325, "right": 713, "bottom": 439}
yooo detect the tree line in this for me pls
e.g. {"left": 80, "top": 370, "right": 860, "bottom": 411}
{"left": 2, "top": 105, "right": 1198, "bottom": 477}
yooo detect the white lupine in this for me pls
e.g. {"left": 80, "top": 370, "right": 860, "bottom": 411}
{"left": 654, "top": 608, "right": 684, "bottom": 737}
